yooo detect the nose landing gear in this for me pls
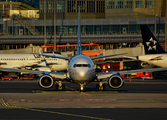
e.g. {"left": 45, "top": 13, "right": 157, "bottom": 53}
{"left": 79, "top": 83, "right": 85, "bottom": 92}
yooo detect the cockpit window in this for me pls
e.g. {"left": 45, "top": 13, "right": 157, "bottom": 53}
{"left": 73, "top": 64, "right": 91, "bottom": 68}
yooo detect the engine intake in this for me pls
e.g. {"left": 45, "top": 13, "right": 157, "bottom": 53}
{"left": 108, "top": 74, "right": 124, "bottom": 89}
{"left": 38, "top": 74, "right": 54, "bottom": 88}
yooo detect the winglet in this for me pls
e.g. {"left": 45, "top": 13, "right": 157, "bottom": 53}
{"left": 140, "top": 25, "right": 165, "bottom": 54}
{"left": 77, "top": 6, "right": 82, "bottom": 55}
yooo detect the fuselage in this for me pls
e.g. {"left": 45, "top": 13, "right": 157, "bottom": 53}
{"left": 0, "top": 53, "right": 68, "bottom": 71}
{"left": 138, "top": 54, "right": 167, "bottom": 68}
{"left": 68, "top": 55, "right": 95, "bottom": 83}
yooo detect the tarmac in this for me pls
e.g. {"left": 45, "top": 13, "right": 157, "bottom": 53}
{"left": 0, "top": 78, "right": 167, "bottom": 120}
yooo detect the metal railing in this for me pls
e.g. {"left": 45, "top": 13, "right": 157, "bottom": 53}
{"left": 11, "top": 14, "right": 40, "bottom": 36}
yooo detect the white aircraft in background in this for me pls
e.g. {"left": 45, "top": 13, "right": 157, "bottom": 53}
{"left": 0, "top": 51, "right": 68, "bottom": 73}
{"left": 125, "top": 25, "right": 167, "bottom": 68}
{"left": 0, "top": 7, "right": 167, "bottom": 91}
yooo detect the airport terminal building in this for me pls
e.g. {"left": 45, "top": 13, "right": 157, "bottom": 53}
{"left": 0, "top": 0, "right": 166, "bottom": 50}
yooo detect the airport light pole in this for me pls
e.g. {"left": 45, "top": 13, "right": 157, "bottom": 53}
{"left": 165, "top": 0, "right": 167, "bottom": 51}
{"left": 54, "top": 0, "right": 56, "bottom": 52}
{"left": 154, "top": 0, "right": 156, "bottom": 38}
{"left": 44, "top": 0, "right": 47, "bottom": 46}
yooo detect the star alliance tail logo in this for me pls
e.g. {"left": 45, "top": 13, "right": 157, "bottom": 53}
{"left": 146, "top": 37, "right": 157, "bottom": 51}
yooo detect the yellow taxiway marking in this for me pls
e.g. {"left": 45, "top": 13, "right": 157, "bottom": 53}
{"left": 0, "top": 98, "right": 113, "bottom": 120}
{"left": 22, "top": 108, "right": 113, "bottom": 120}
{"left": 0, "top": 98, "right": 15, "bottom": 108}
{"left": 86, "top": 91, "right": 119, "bottom": 93}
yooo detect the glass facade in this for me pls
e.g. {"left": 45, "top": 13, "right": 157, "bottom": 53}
{"left": 145, "top": 0, "right": 154, "bottom": 8}
{"left": 107, "top": 0, "right": 153, "bottom": 9}
{"left": 77, "top": 1, "right": 86, "bottom": 12}
{"left": 87, "top": 1, "right": 95, "bottom": 13}
{"left": 0, "top": 0, "right": 164, "bottom": 39}
{"left": 116, "top": 0, "right": 124, "bottom": 8}
{"left": 67, "top": 1, "right": 76, "bottom": 12}
{"left": 135, "top": 0, "right": 144, "bottom": 8}
{"left": 6, "top": 23, "right": 164, "bottom": 36}
{"left": 107, "top": 0, "right": 115, "bottom": 9}
{"left": 40, "top": 0, "right": 65, "bottom": 13}
{"left": 40, "top": 1, "right": 44, "bottom": 13}
{"left": 97, "top": 1, "right": 105, "bottom": 13}
{"left": 57, "top": 1, "right": 65, "bottom": 12}
{"left": 0, "top": 0, "right": 39, "bottom": 9}
{"left": 125, "top": 0, "right": 133, "bottom": 8}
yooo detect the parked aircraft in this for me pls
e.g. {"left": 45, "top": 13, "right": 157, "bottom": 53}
{"left": 0, "top": 51, "right": 68, "bottom": 73}
{"left": 0, "top": 7, "right": 167, "bottom": 91}
{"left": 125, "top": 25, "right": 167, "bottom": 68}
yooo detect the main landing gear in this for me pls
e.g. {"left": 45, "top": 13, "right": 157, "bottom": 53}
{"left": 55, "top": 81, "right": 65, "bottom": 91}
{"left": 96, "top": 81, "right": 106, "bottom": 91}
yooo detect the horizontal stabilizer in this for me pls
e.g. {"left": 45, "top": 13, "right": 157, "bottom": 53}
{"left": 149, "top": 56, "right": 163, "bottom": 61}
{"left": 123, "top": 56, "right": 137, "bottom": 60}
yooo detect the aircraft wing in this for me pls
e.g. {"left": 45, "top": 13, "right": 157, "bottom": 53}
{"left": 0, "top": 67, "right": 43, "bottom": 74}
{"left": 96, "top": 67, "right": 167, "bottom": 79}
{"left": 90, "top": 53, "right": 127, "bottom": 60}
{"left": 33, "top": 53, "right": 70, "bottom": 60}
{"left": 0, "top": 67, "right": 67, "bottom": 79}
{"left": 123, "top": 56, "right": 163, "bottom": 61}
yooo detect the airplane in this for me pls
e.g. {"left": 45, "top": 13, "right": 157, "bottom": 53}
{"left": 125, "top": 25, "right": 167, "bottom": 68}
{"left": 0, "top": 51, "right": 68, "bottom": 74}
{"left": 0, "top": 7, "right": 167, "bottom": 91}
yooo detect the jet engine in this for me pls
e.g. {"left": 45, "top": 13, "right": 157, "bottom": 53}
{"left": 38, "top": 74, "right": 54, "bottom": 88}
{"left": 141, "top": 62, "right": 150, "bottom": 68}
{"left": 108, "top": 74, "right": 124, "bottom": 89}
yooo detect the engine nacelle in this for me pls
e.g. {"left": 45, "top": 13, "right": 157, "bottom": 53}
{"left": 141, "top": 62, "right": 150, "bottom": 68}
{"left": 38, "top": 74, "right": 54, "bottom": 88}
{"left": 108, "top": 74, "right": 124, "bottom": 89}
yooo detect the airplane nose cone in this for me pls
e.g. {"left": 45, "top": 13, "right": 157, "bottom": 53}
{"left": 79, "top": 71, "right": 85, "bottom": 77}
{"left": 76, "top": 69, "right": 89, "bottom": 81}
{"left": 70, "top": 68, "right": 94, "bottom": 82}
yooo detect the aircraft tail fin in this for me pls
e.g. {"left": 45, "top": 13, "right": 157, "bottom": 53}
{"left": 77, "top": 6, "right": 82, "bottom": 55}
{"left": 140, "top": 25, "right": 165, "bottom": 54}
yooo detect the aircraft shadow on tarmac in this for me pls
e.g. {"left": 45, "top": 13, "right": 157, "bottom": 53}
{"left": 1, "top": 80, "right": 167, "bottom": 93}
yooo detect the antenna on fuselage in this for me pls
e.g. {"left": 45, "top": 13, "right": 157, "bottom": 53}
{"left": 77, "top": 6, "right": 82, "bottom": 55}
